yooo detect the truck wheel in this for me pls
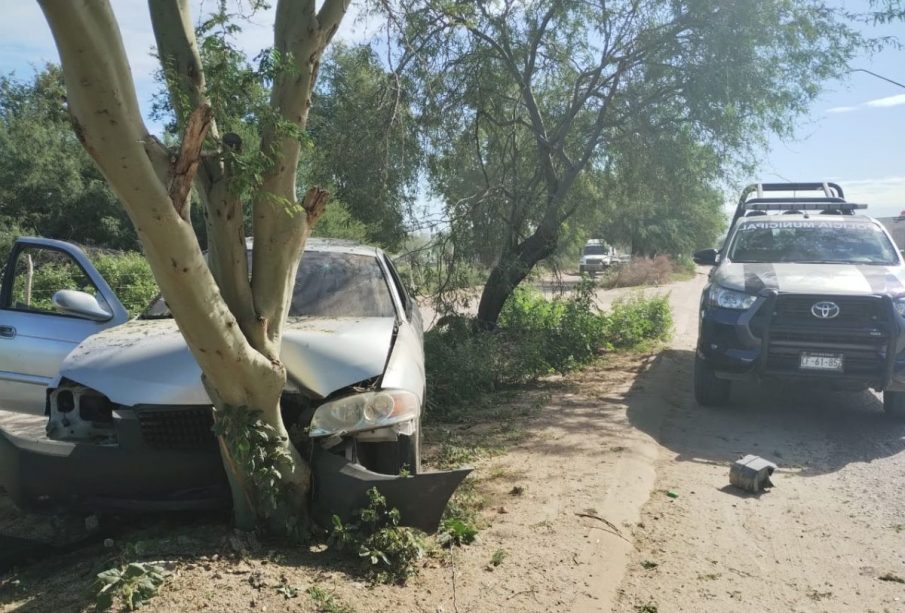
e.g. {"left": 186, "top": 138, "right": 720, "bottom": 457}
{"left": 883, "top": 391, "right": 905, "bottom": 419}
{"left": 579, "top": 265, "right": 587, "bottom": 275}
{"left": 694, "top": 355, "right": 731, "bottom": 406}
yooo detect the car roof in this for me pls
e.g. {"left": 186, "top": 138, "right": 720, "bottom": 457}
{"left": 244, "top": 237, "right": 384, "bottom": 257}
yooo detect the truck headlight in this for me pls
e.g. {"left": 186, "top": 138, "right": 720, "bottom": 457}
{"left": 309, "top": 389, "right": 420, "bottom": 437}
{"left": 708, "top": 286, "right": 757, "bottom": 310}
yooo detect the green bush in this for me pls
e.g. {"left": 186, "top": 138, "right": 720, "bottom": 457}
{"left": 424, "top": 316, "right": 500, "bottom": 408}
{"left": 425, "top": 285, "right": 672, "bottom": 418}
{"left": 602, "top": 294, "right": 673, "bottom": 349}
{"left": 328, "top": 488, "right": 424, "bottom": 585}
{"left": 92, "top": 251, "right": 158, "bottom": 317}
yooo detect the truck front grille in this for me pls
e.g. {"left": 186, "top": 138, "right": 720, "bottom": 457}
{"left": 763, "top": 295, "right": 892, "bottom": 380}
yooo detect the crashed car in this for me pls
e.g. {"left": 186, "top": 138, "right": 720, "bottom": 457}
{"left": 693, "top": 182, "right": 905, "bottom": 419}
{"left": 0, "top": 237, "right": 468, "bottom": 531}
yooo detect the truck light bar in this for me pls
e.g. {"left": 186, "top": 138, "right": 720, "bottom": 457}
{"left": 745, "top": 202, "right": 867, "bottom": 211}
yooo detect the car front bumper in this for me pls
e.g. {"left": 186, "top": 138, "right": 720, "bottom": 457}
{"left": 698, "top": 292, "right": 905, "bottom": 391}
{"left": 0, "top": 410, "right": 468, "bottom": 533}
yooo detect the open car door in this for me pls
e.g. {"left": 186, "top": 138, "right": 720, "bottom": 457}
{"left": 0, "top": 238, "right": 129, "bottom": 414}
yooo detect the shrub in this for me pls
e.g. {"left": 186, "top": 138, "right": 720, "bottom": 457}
{"left": 424, "top": 284, "right": 672, "bottom": 417}
{"left": 424, "top": 314, "right": 501, "bottom": 413}
{"left": 92, "top": 251, "right": 158, "bottom": 317}
{"left": 601, "top": 294, "right": 673, "bottom": 349}
{"left": 92, "top": 562, "right": 169, "bottom": 611}
{"left": 604, "top": 255, "right": 699, "bottom": 288}
{"left": 328, "top": 488, "right": 425, "bottom": 585}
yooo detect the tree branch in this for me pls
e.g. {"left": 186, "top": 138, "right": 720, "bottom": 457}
{"left": 149, "top": 0, "right": 256, "bottom": 341}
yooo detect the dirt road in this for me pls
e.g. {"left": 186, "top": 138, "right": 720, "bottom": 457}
{"left": 614, "top": 272, "right": 905, "bottom": 613}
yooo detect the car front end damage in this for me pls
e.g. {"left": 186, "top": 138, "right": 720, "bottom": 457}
{"left": 0, "top": 312, "right": 468, "bottom": 533}
{"left": 0, "top": 380, "right": 469, "bottom": 532}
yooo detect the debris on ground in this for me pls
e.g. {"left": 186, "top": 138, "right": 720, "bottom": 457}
{"left": 729, "top": 455, "right": 777, "bottom": 493}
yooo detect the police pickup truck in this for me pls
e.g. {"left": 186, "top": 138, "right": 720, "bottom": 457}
{"left": 693, "top": 182, "right": 905, "bottom": 418}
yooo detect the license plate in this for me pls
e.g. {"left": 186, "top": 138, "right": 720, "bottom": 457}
{"left": 799, "top": 352, "right": 843, "bottom": 372}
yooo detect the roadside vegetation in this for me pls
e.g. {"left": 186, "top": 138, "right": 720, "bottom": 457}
{"left": 598, "top": 255, "right": 697, "bottom": 289}
{"left": 425, "top": 279, "right": 672, "bottom": 419}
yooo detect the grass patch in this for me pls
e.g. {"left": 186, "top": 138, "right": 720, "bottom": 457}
{"left": 308, "top": 585, "right": 356, "bottom": 613}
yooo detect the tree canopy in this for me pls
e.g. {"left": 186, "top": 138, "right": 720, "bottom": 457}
{"left": 0, "top": 66, "right": 136, "bottom": 250}
{"left": 381, "top": 0, "right": 863, "bottom": 323}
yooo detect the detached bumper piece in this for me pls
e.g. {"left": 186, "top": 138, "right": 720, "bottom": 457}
{"left": 311, "top": 446, "right": 471, "bottom": 533}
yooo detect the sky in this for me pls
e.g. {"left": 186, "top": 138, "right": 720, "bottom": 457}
{"left": 1, "top": 1, "right": 904, "bottom": 218}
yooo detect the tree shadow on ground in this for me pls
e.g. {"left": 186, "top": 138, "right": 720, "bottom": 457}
{"left": 0, "top": 512, "right": 368, "bottom": 613}
{"left": 624, "top": 349, "right": 905, "bottom": 478}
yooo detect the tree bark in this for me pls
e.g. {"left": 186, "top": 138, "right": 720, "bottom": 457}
{"left": 476, "top": 218, "right": 559, "bottom": 327}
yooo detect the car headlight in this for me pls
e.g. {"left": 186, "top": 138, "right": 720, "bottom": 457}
{"left": 708, "top": 285, "right": 757, "bottom": 310}
{"left": 895, "top": 299, "right": 905, "bottom": 318}
{"left": 309, "top": 389, "right": 420, "bottom": 437}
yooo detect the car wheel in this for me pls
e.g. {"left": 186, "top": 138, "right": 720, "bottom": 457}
{"left": 579, "top": 265, "right": 587, "bottom": 274}
{"left": 883, "top": 391, "right": 905, "bottom": 419}
{"left": 694, "top": 355, "right": 731, "bottom": 407}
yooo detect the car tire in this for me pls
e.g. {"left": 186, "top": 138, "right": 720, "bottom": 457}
{"left": 579, "top": 265, "right": 587, "bottom": 275}
{"left": 883, "top": 391, "right": 905, "bottom": 419}
{"left": 694, "top": 355, "right": 731, "bottom": 407}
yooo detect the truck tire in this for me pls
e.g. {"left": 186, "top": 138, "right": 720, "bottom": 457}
{"left": 883, "top": 391, "right": 905, "bottom": 419}
{"left": 694, "top": 355, "right": 731, "bottom": 407}
{"left": 579, "top": 265, "right": 587, "bottom": 275}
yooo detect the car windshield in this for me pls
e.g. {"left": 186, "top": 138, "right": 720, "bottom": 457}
{"left": 583, "top": 245, "right": 608, "bottom": 256}
{"left": 142, "top": 251, "right": 397, "bottom": 319}
{"left": 729, "top": 220, "right": 899, "bottom": 265}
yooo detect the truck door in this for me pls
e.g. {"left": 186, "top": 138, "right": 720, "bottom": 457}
{"left": 0, "top": 238, "right": 128, "bottom": 414}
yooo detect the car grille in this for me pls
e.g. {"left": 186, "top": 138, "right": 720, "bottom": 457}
{"left": 137, "top": 407, "right": 217, "bottom": 450}
{"left": 762, "top": 295, "right": 891, "bottom": 379}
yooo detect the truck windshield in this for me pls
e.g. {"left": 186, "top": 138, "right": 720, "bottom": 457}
{"left": 583, "top": 245, "right": 608, "bottom": 256}
{"left": 729, "top": 221, "right": 899, "bottom": 265}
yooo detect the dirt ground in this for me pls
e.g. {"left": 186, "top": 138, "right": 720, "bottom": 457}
{"left": 613, "top": 276, "right": 905, "bottom": 613}
{"left": 2, "top": 270, "right": 904, "bottom": 612}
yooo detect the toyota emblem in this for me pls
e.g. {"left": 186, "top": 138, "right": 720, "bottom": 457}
{"left": 811, "top": 301, "right": 840, "bottom": 319}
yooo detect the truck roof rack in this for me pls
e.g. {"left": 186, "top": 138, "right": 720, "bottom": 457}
{"left": 730, "top": 182, "right": 866, "bottom": 228}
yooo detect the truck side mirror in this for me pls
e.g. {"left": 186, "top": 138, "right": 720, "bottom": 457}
{"left": 693, "top": 248, "right": 718, "bottom": 266}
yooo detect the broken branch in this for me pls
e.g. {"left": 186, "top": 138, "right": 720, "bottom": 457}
{"left": 169, "top": 103, "right": 213, "bottom": 219}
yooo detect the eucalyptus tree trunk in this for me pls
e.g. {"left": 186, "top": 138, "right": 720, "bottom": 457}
{"left": 38, "top": 0, "right": 348, "bottom": 536}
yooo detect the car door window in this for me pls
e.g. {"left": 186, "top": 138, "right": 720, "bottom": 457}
{"left": 4, "top": 246, "right": 102, "bottom": 315}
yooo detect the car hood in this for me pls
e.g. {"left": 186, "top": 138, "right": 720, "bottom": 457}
{"left": 714, "top": 261, "right": 905, "bottom": 296}
{"left": 59, "top": 317, "right": 397, "bottom": 406}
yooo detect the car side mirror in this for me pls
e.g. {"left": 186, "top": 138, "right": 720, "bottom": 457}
{"left": 52, "top": 289, "right": 113, "bottom": 322}
{"left": 693, "top": 248, "right": 719, "bottom": 266}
